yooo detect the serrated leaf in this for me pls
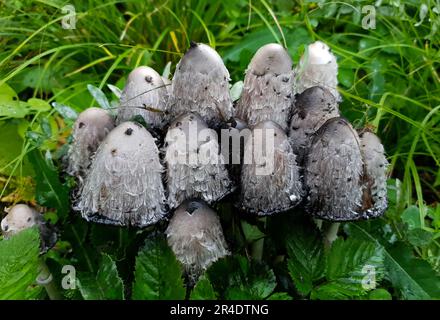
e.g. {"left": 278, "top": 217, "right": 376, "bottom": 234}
{"left": 132, "top": 235, "right": 185, "bottom": 300}
{"left": 190, "top": 275, "right": 217, "bottom": 300}
{"left": 77, "top": 253, "right": 124, "bottom": 300}
{"left": 87, "top": 84, "right": 111, "bottom": 110}
{"left": 286, "top": 219, "right": 325, "bottom": 296}
{"left": 0, "top": 228, "right": 42, "bottom": 299}
{"left": 267, "top": 292, "right": 293, "bottom": 300}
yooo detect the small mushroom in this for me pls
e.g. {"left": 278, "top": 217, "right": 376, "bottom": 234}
{"left": 165, "top": 199, "right": 229, "bottom": 284}
{"left": 236, "top": 43, "right": 294, "bottom": 131}
{"left": 240, "top": 121, "right": 303, "bottom": 215}
{"left": 295, "top": 41, "right": 341, "bottom": 102}
{"left": 359, "top": 130, "right": 389, "bottom": 217}
{"left": 164, "top": 112, "right": 232, "bottom": 209}
{"left": 117, "top": 66, "right": 168, "bottom": 129}
{"left": 67, "top": 107, "right": 114, "bottom": 179}
{"left": 76, "top": 121, "right": 167, "bottom": 227}
{"left": 1, "top": 204, "right": 57, "bottom": 253}
{"left": 167, "top": 42, "right": 233, "bottom": 128}
{"left": 288, "top": 86, "right": 340, "bottom": 164}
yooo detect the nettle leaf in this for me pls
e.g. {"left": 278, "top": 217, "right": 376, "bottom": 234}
{"left": 286, "top": 219, "right": 326, "bottom": 296}
{"left": 241, "top": 220, "right": 265, "bottom": 243}
{"left": 132, "top": 235, "right": 185, "bottom": 300}
{"left": 28, "top": 149, "right": 69, "bottom": 220}
{"left": 190, "top": 275, "right": 217, "bottom": 300}
{"left": 87, "top": 84, "right": 111, "bottom": 110}
{"left": 77, "top": 253, "right": 124, "bottom": 300}
{"left": 311, "top": 237, "right": 385, "bottom": 300}
{"left": 208, "top": 255, "right": 276, "bottom": 300}
{"left": 0, "top": 228, "right": 42, "bottom": 299}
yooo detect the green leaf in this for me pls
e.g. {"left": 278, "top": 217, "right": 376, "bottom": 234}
{"left": 0, "top": 98, "right": 30, "bottom": 118}
{"left": 77, "top": 253, "right": 124, "bottom": 300}
{"left": 368, "top": 288, "right": 392, "bottom": 300}
{"left": 230, "top": 81, "right": 243, "bottom": 102}
{"left": 190, "top": 275, "right": 217, "bottom": 300}
{"left": 107, "top": 84, "right": 122, "bottom": 99}
{"left": 312, "top": 238, "right": 385, "bottom": 300}
{"left": 51, "top": 102, "right": 78, "bottom": 121}
{"left": 87, "top": 84, "right": 111, "bottom": 110}
{"left": 132, "top": 235, "right": 185, "bottom": 300}
{"left": 267, "top": 292, "right": 293, "bottom": 300}
{"left": 28, "top": 149, "right": 69, "bottom": 220}
{"left": 241, "top": 220, "right": 265, "bottom": 243}
{"left": 286, "top": 219, "right": 325, "bottom": 296}
{"left": 401, "top": 205, "right": 422, "bottom": 229}
{"left": 0, "top": 228, "right": 42, "bottom": 299}
{"left": 27, "top": 98, "right": 51, "bottom": 112}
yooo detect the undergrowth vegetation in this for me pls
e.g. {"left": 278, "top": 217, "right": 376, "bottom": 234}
{"left": 0, "top": 0, "right": 439, "bottom": 300}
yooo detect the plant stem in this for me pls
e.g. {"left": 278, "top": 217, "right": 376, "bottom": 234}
{"left": 324, "top": 222, "right": 340, "bottom": 249}
{"left": 37, "top": 259, "right": 62, "bottom": 300}
{"left": 251, "top": 217, "right": 266, "bottom": 261}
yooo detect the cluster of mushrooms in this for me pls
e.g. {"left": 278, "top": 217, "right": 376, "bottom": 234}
{"left": 1, "top": 41, "right": 388, "bottom": 284}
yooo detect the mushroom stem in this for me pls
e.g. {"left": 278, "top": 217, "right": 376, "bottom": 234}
{"left": 251, "top": 217, "right": 267, "bottom": 261}
{"left": 314, "top": 218, "right": 323, "bottom": 230}
{"left": 323, "top": 222, "right": 340, "bottom": 249}
{"left": 37, "top": 259, "right": 62, "bottom": 300}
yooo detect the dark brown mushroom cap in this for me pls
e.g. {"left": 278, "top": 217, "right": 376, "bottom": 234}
{"left": 164, "top": 113, "right": 232, "bottom": 209}
{"left": 305, "top": 117, "right": 364, "bottom": 221}
{"left": 165, "top": 199, "right": 229, "bottom": 284}
{"left": 289, "top": 86, "right": 340, "bottom": 164}
{"left": 240, "top": 120, "right": 303, "bottom": 215}
{"left": 67, "top": 107, "right": 114, "bottom": 178}
{"left": 117, "top": 66, "right": 168, "bottom": 129}
{"left": 76, "top": 121, "right": 167, "bottom": 227}
{"left": 236, "top": 43, "right": 294, "bottom": 131}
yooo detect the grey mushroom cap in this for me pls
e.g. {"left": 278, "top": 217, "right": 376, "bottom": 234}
{"left": 165, "top": 199, "right": 229, "bottom": 284}
{"left": 76, "top": 121, "right": 167, "bottom": 227}
{"left": 117, "top": 66, "right": 168, "bottom": 129}
{"left": 164, "top": 112, "right": 232, "bottom": 209}
{"left": 1, "top": 204, "right": 57, "bottom": 253}
{"left": 295, "top": 41, "right": 341, "bottom": 102}
{"left": 240, "top": 120, "right": 303, "bottom": 215}
{"left": 236, "top": 43, "right": 295, "bottom": 131}
{"left": 359, "top": 130, "right": 389, "bottom": 218}
{"left": 305, "top": 117, "right": 364, "bottom": 221}
{"left": 289, "top": 86, "right": 340, "bottom": 164}
{"left": 167, "top": 42, "right": 233, "bottom": 128}
{"left": 67, "top": 107, "right": 114, "bottom": 178}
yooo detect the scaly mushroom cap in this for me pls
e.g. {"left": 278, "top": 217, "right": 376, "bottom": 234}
{"left": 289, "top": 86, "right": 340, "bottom": 164}
{"left": 240, "top": 120, "right": 303, "bottom": 215}
{"left": 117, "top": 66, "right": 168, "bottom": 129}
{"left": 165, "top": 200, "right": 229, "bottom": 284}
{"left": 295, "top": 41, "right": 341, "bottom": 101}
{"left": 67, "top": 107, "right": 114, "bottom": 178}
{"left": 1, "top": 204, "right": 57, "bottom": 252}
{"left": 359, "top": 130, "right": 389, "bottom": 217}
{"left": 164, "top": 113, "right": 232, "bottom": 209}
{"left": 236, "top": 43, "right": 294, "bottom": 131}
{"left": 76, "top": 121, "right": 167, "bottom": 227}
{"left": 305, "top": 118, "right": 363, "bottom": 221}
{"left": 167, "top": 42, "right": 233, "bottom": 128}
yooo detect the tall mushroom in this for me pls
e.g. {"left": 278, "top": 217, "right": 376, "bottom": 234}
{"left": 76, "top": 121, "right": 167, "bottom": 227}
{"left": 295, "top": 41, "right": 341, "bottom": 101}
{"left": 236, "top": 43, "right": 294, "bottom": 131}
{"left": 164, "top": 112, "right": 232, "bottom": 209}
{"left": 117, "top": 66, "right": 168, "bottom": 129}
{"left": 165, "top": 199, "right": 229, "bottom": 284}
{"left": 167, "top": 42, "right": 233, "bottom": 128}
{"left": 240, "top": 120, "right": 303, "bottom": 215}
{"left": 67, "top": 107, "right": 114, "bottom": 179}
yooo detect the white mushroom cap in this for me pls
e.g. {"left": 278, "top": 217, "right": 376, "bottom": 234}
{"left": 307, "top": 41, "right": 334, "bottom": 65}
{"left": 117, "top": 66, "right": 168, "bottom": 129}
{"left": 76, "top": 121, "right": 167, "bottom": 227}
{"left": 236, "top": 43, "right": 294, "bottom": 131}
{"left": 167, "top": 42, "right": 233, "bottom": 128}
{"left": 1, "top": 204, "right": 42, "bottom": 237}
{"left": 67, "top": 107, "right": 114, "bottom": 178}
{"left": 165, "top": 200, "right": 229, "bottom": 284}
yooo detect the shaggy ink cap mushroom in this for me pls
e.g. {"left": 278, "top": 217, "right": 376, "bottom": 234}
{"left": 288, "top": 86, "right": 340, "bottom": 164}
{"left": 117, "top": 66, "right": 168, "bottom": 129}
{"left": 76, "top": 121, "right": 167, "bottom": 227}
{"left": 67, "top": 107, "right": 114, "bottom": 178}
{"left": 167, "top": 42, "right": 233, "bottom": 128}
{"left": 164, "top": 112, "right": 232, "bottom": 209}
{"left": 236, "top": 43, "right": 295, "bottom": 131}
{"left": 1, "top": 204, "right": 57, "bottom": 253}
{"left": 165, "top": 199, "right": 229, "bottom": 285}
{"left": 240, "top": 120, "right": 303, "bottom": 215}
{"left": 295, "top": 41, "right": 341, "bottom": 102}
